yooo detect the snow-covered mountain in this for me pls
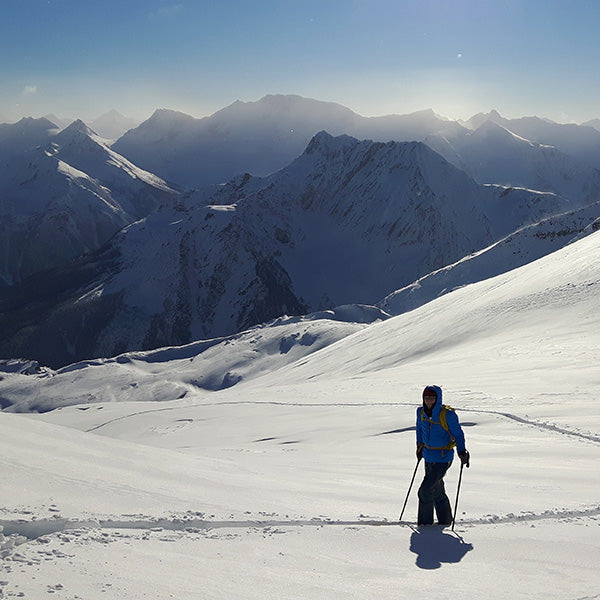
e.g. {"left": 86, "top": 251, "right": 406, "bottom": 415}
{"left": 583, "top": 117, "right": 600, "bottom": 132}
{"left": 2, "top": 98, "right": 600, "bottom": 371}
{"left": 111, "top": 95, "right": 600, "bottom": 215}
{"left": 43, "top": 113, "right": 74, "bottom": 130}
{"left": 39, "top": 111, "right": 140, "bottom": 139}
{"left": 0, "top": 118, "right": 178, "bottom": 286}
{"left": 0, "top": 116, "right": 60, "bottom": 158}
{"left": 112, "top": 95, "right": 467, "bottom": 188}
{"left": 89, "top": 109, "right": 140, "bottom": 140}
{"left": 462, "top": 109, "right": 600, "bottom": 170}
{"left": 425, "top": 119, "right": 600, "bottom": 204}
{"left": 0, "top": 132, "right": 574, "bottom": 368}
{"left": 111, "top": 96, "right": 359, "bottom": 188}
{"left": 380, "top": 202, "right": 600, "bottom": 315}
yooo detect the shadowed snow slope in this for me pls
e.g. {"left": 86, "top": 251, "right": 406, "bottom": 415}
{"left": 0, "top": 305, "right": 389, "bottom": 412}
{"left": 380, "top": 202, "right": 600, "bottom": 315}
{"left": 251, "top": 226, "right": 599, "bottom": 400}
{"left": 2, "top": 229, "right": 598, "bottom": 413}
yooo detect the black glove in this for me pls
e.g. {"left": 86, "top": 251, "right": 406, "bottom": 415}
{"left": 416, "top": 444, "right": 424, "bottom": 460}
{"left": 458, "top": 450, "right": 470, "bottom": 468}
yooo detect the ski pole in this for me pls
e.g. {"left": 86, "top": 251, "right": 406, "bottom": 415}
{"left": 399, "top": 457, "right": 421, "bottom": 522}
{"left": 451, "top": 462, "right": 465, "bottom": 531}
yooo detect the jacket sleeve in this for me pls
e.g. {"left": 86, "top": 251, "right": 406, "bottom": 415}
{"left": 446, "top": 410, "right": 466, "bottom": 453}
{"left": 416, "top": 407, "right": 423, "bottom": 446}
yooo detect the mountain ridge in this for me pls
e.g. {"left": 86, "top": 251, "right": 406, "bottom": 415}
{"left": 0, "top": 117, "right": 178, "bottom": 287}
{"left": 111, "top": 95, "right": 600, "bottom": 204}
{"left": 0, "top": 131, "right": 579, "bottom": 368}
{"left": 112, "top": 95, "right": 468, "bottom": 188}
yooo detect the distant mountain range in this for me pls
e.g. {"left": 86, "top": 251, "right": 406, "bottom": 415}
{"left": 88, "top": 110, "right": 141, "bottom": 141}
{"left": 35, "top": 110, "right": 141, "bottom": 140}
{"left": 1, "top": 94, "right": 599, "bottom": 369}
{"left": 583, "top": 118, "right": 600, "bottom": 132}
{"left": 112, "top": 97, "right": 467, "bottom": 188}
{"left": 112, "top": 95, "right": 600, "bottom": 193}
{"left": 0, "top": 110, "right": 141, "bottom": 140}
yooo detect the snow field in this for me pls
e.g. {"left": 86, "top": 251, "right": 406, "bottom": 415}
{"left": 1, "top": 230, "right": 599, "bottom": 598}
{"left": 2, "top": 517, "right": 599, "bottom": 600}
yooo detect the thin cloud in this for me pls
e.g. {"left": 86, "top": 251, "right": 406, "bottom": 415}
{"left": 23, "top": 85, "right": 38, "bottom": 95}
{"left": 149, "top": 4, "right": 183, "bottom": 19}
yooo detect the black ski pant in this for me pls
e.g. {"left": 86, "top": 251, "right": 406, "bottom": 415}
{"left": 417, "top": 461, "right": 453, "bottom": 525}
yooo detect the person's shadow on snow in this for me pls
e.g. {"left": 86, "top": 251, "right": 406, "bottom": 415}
{"left": 409, "top": 527, "right": 473, "bottom": 569}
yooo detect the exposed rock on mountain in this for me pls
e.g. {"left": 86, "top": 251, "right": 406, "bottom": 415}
{"left": 0, "top": 132, "right": 573, "bottom": 367}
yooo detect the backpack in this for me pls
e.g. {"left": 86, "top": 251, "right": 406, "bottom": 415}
{"left": 420, "top": 404, "right": 456, "bottom": 451}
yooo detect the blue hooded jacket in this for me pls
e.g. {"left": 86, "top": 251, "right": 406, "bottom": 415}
{"left": 416, "top": 385, "right": 466, "bottom": 463}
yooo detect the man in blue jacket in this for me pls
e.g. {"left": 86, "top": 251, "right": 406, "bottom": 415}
{"left": 416, "top": 385, "right": 470, "bottom": 525}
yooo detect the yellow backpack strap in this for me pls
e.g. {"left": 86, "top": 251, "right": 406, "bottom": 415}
{"left": 439, "top": 405, "right": 456, "bottom": 449}
{"left": 439, "top": 405, "right": 451, "bottom": 430}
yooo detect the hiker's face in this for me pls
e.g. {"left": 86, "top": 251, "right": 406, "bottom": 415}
{"left": 424, "top": 395, "right": 437, "bottom": 409}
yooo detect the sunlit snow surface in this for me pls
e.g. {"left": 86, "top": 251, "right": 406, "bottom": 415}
{"left": 1, "top": 231, "right": 599, "bottom": 599}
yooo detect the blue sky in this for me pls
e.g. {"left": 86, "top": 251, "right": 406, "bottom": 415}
{"left": 2, "top": 0, "right": 599, "bottom": 123}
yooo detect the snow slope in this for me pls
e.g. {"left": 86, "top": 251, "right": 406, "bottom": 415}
{"left": 0, "top": 228, "right": 598, "bottom": 599}
{"left": 380, "top": 201, "right": 600, "bottom": 315}
{"left": 0, "top": 304, "right": 389, "bottom": 412}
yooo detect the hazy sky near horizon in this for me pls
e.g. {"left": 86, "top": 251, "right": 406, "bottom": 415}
{"left": 2, "top": 0, "right": 599, "bottom": 124}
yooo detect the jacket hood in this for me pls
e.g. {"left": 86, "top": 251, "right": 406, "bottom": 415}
{"left": 423, "top": 385, "right": 443, "bottom": 418}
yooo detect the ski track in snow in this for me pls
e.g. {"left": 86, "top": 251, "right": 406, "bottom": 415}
{"left": 2, "top": 504, "right": 599, "bottom": 550}
{"left": 85, "top": 401, "right": 600, "bottom": 444}
{"left": 84, "top": 401, "right": 413, "bottom": 432}
{"left": 462, "top": 407, "right": 600, "bottom": 444}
